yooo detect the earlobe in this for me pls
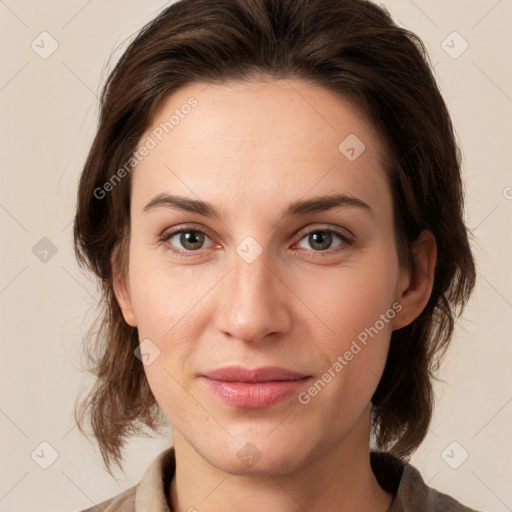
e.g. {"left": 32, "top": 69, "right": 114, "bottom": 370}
{"left": 112, "top": 247, "right": 137, "bottom": 328}
{"left": 392, "top": 230, "right": 437, "bottom": 331}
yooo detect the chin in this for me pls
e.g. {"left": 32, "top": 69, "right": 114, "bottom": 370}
{"left": 202, "top": 437, "right": 310, "bottom": 476}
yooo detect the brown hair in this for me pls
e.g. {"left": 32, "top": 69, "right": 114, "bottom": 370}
{"left": 74, "top": 0, "right": 476, "bottom": 474}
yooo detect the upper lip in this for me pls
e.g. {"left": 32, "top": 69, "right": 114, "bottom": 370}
{"left": 202, "top": 365, "right": 310, "bottom": 383}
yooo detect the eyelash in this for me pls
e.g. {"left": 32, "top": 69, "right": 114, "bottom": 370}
{"left": 159, "top": 224, "right": 354, "bottom": 259}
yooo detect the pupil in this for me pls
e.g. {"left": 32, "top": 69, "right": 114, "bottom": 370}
{"left": 311, "top": 231, "right": 331, "bottom": 250}
{"left": 182, "top": 231, "right": 203, "bottom": 249}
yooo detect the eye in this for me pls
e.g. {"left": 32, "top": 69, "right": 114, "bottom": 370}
{"left": 159, "top": 225, "right": 353, "bottom": 258}
{"left": 296, "top": 228, "right": 352, "bottom": 252}
{"left": 161, "top": 228, "right": 215, "bottom": 254}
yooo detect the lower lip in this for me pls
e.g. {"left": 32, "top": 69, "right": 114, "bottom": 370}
{"left": 201, "top": 376, "right": 311, "bottom": 409}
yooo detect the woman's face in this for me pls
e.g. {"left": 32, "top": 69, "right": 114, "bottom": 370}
{"left": 116, "top": 78, "right": 413, "bottom": 474}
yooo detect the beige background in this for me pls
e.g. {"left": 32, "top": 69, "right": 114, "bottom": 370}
{"left": 0, "top": 1, "right": 511, "bottom": 511}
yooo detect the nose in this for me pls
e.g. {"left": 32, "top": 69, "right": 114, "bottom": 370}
{"left": 214, "top": 248, "right": 293, "bottom": 345}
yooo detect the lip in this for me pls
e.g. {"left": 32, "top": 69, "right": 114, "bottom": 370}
{"left": 202, "top": 365, "right": 309, "bottom": 382}
{"left": 200, "top": 365, "right": 312, "bottom": 409}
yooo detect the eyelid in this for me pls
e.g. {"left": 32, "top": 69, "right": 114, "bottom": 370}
{"left": 293, "top": 223, "right": 354, "bottom": 242}
{"left": 161, "top": 223, "right": 215, "bottom": 239}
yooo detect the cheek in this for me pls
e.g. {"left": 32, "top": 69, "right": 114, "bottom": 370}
{"left": 127, "top": 242, "right": 211, "bottom": 334}
{"left": 292, "top": 251, "right": 400, "bottom": 404}
{"left": 294, "top": 273, "right": 398, "bottom": 424}
{"left": 128, "top": 259, "right": 207, "bottom": 413}
{"left": 298, "top": 253, "right": 400, "bottom": 342}
{"left": 126, "top": 248, "right": 221, "bottom": 392}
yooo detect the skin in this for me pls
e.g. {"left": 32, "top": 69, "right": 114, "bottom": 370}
{"left": 114, "top": 78, "right": 437, "bottom": 512}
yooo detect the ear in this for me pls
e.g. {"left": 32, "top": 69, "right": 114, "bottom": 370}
{"left": 112, "top": 245, "right": 137, "bottom": 328}
{"left": 392, "top": 230, "right": 437, "bottom": 330}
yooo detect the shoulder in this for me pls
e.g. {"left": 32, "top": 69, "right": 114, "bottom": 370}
{"left": 76, "top": 485, "right": 136, "bottom": 512}
{"left": 74, "top": 447, "right": 176, "bottom": 512}
{"left": 398, "top": 462, "right": 480, "bottom": 512}
{"left": 370, "top": 451, "right": 481, "bottom": 512}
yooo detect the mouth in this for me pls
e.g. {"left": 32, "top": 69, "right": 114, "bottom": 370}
{"left": 200, "top": 365, "right": 312, "bottom": 408}
{"left": 201, "top": 365, "right": 310, "bottom": 382}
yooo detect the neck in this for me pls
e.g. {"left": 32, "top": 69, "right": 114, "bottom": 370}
{"left": 169, "top": 406, "right": 393, "bottom": 512}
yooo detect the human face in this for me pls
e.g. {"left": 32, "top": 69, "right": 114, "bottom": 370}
{"left": 117, "top": 78, "right": 409, "bottom": 474}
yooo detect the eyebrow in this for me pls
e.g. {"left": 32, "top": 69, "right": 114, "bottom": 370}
{"left": 143, "top": 192, "right": 373, "bottom": 219}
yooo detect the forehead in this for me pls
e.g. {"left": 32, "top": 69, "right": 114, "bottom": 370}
{"left": 131, "top": 78, "right": 391, "bottom": 214}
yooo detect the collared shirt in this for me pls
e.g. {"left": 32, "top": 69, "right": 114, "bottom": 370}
{"left": 79, "top": 447, "right": 480, "bottom": 511}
